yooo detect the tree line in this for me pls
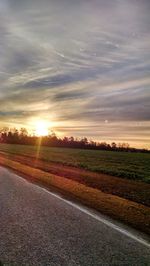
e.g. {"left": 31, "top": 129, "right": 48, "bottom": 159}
{"left": 0, "top": 127, "right": 149, "bottom": 153}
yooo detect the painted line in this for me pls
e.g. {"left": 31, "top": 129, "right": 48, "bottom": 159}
{"left": 2, "top": 166, "right": 150, "bottom": 249}
{"left": 37, "top": 186, "right": 150, "bottom": 249}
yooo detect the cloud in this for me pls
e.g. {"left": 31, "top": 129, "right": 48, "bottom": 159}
{"left": 0, "top": 0, "right": 150, "bottom": 148}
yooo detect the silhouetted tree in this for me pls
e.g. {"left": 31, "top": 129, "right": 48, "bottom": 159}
{"left": 0, "top": 126, "right": 149, "bottom": 153}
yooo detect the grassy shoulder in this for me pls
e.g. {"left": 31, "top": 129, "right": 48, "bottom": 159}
{"left": 0, "top": 144, "right": 150, "bottom": 183}
{"left": 0, "top": 155, "right": 150, "bottom": 235}
{"left": 1, "top": 152, "right": 150, "bottom": 207}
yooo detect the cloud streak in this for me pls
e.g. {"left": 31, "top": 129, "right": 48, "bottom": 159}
{"left": 0, "top": 0, "right": 150, "bottom": 148}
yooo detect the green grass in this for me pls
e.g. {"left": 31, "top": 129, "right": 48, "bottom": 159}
{"left": 1, "top": 156, "right": 150, "bottom": 235}
{"left": 0, "top": 143, "right": 150, "bottom": 183}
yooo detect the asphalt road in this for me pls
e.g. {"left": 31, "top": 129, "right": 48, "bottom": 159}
{"left": 0, "top": 166, "right": 149, "bottom": 266}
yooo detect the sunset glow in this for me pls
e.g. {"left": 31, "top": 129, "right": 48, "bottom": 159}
{"left": 0, "top": 0, "right": 150, "bottom": 148}
{"left": 35, "top": 121, "right": 49, "bottom": 136}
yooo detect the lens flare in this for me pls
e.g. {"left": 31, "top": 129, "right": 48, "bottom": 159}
{"left": 35, "top": 120, "right": 49, "bottom": 136}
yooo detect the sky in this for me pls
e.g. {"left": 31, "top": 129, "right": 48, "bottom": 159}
{"left": 0, "top": 0, "right": 150, "bottom": 148}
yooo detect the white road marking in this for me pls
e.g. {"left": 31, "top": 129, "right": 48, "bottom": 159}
{"left": 1, "top": 166, "right": 150, "bottom": 249}
{"left": 36, "top": 186, "right": 150, "bottom": 249}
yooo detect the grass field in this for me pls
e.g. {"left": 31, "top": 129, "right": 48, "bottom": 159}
{"left": 0, "top": 143, "right": 150, "bottom": 183}
{"left": 0, "top": 143, "right": 150, "bottom": 234}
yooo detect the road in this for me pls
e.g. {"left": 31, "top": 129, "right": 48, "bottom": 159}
{"left": 0, "top": 166, "right": 149, "bottom": 265}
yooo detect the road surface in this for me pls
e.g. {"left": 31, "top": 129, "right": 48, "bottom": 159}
{"left": 0, "top": 166, "right": 149, "bottom": 265}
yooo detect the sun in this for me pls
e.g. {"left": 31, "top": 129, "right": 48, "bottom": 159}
{"left": 35, "top": 120, "right": 49, "bottom": 136}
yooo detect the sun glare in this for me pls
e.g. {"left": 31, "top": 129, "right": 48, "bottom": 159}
{"left": 35, "top": 121, "right": 49, "bottom": 136}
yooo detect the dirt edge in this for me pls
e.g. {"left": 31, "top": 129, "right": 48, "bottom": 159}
{"left": 0, "top": 156, "right": 150, "bottom": 235}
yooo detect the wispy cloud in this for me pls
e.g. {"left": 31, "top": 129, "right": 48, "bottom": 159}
{"left": 0, "top": 0, "right": 150, "bottom": 148}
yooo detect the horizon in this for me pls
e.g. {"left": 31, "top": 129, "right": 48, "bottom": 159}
{"left": 0, "top": 0, "right": 150, "bottom": 149}
{"left": 0, "top": 125, "right": 149, "bottom": 151}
